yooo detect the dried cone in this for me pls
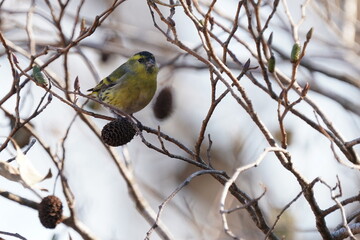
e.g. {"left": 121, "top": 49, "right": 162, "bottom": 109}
{"left": 101, "top": 118, "right": 136, "bottom": 146}
{"left": 38, "top": 195, "right": 63, "bottom": 229}
{"left": 153, "top": 87, "right": 174, "bottom": 120}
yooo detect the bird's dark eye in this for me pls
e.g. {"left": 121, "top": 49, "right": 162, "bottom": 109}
{"left": 138, "top": 58, "right": 145, "bottom": 63}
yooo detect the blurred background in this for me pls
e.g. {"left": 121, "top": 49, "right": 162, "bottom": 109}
{"left": 1, "top": 0, "right": 360, "bottom": 239}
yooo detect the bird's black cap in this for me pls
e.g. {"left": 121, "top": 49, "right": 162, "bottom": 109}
{"left": 135, "top": 51, "right": 154, "bottom": 59}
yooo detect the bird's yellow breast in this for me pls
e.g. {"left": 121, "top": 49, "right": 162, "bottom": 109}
{"left": 100, "top": 69, "right": 157, "bottom": 114}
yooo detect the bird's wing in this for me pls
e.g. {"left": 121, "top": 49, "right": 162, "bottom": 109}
{"left": 88, "top": 62, "right": 129, "bottom": 95}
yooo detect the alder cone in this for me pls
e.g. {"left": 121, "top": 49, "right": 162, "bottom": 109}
{"left": 153, "top": 87, "right": 174, "bottom": 120}
{"left": 38, "top": 195, "right": 63, "bottom": 229}
{"left": 101, "top": 118, "right": 136, "bottom": 146}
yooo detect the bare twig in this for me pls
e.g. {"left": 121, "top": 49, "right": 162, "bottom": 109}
{"left": 318, "top": 177, "right": 356, "bottom": 239}
{"left": 145, "top": 169, "right": 224, "bottom": 240}
{"left": 0, "top": 231, "right": 28, "bottom": 240}
{"left": 220, "top": 147, "right": 288, "bottom": 239}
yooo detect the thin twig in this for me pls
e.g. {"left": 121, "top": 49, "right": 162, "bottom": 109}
{"left": 145, "top": 169, "right": 224, "bottom": 240}
{"left": 220, "top": 147, "right": 288, "bottom": 239}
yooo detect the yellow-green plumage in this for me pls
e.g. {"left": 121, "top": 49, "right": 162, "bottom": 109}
{"left": 88, "top": 51, "right": 158, "bottom": 114}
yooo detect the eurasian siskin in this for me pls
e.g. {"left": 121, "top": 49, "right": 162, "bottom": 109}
{"left": 88, "top": 51, "right": 158, "bottom": 114}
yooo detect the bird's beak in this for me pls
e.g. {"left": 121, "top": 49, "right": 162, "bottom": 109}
{"left": 146, "top": 58, "right": 156, "bottom": 69}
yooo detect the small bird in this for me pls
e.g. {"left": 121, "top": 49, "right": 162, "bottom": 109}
{"left": 88, "top": 51, "right": 158, "bottom": 114}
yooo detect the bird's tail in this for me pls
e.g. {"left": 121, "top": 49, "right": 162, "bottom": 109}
{"left": 87, "top": 88, "right": 98, "bottom": 97}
